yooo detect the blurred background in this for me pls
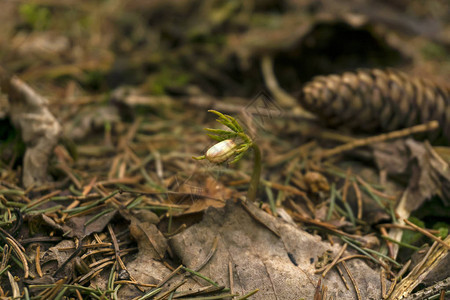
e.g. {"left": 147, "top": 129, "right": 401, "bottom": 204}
{"left": 0, "top": 2, "right": 449, "bottom": 298}
{"left": 0, "top": 0, "right": 449, "bottom": 100}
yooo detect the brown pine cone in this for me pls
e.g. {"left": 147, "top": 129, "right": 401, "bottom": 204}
{"left": 299, "top": 69, "right": 450, "bottom": 141}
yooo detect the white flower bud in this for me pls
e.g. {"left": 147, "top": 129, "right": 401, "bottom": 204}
{"left": 205, "top": 139, "right": 237, "bottom": 163}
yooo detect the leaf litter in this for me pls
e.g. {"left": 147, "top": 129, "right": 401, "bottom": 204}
{"left": 0, "top": 1, "right": 449, "bottom": 299}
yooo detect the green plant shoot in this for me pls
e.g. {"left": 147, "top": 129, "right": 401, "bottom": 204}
{"left": 194, "top": 110, "right": 262, "bottom": 201}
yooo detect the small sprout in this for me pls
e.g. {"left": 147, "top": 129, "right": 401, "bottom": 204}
{"left": 205, "top": 139, "right": 237, "bottom": 163}
{"left": 194, "top": 110, "right": 262, "bottom": 201}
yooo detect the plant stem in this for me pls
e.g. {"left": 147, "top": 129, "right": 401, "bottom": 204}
{"left": 247, "top": 143, "right": 261, "bottom": 202}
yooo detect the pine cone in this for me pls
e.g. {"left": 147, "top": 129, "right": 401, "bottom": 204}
{"left": 299, "top": 69, "right": 450, "bottom": 141}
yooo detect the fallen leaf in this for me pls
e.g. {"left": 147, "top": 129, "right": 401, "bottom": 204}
{"left": 373, "top": 139, "right": 450, "bottom": 212}
{"left": 170, "top": 200, "right": 384, "bottom": 299}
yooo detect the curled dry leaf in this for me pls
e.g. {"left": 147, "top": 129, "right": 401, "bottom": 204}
{"left": 0, "top": 67, "right": 61, "bottom": 187}
{"left": 303, "top": 171, "right": 330, "bottom": 193}
{"left": 62, "top": 209, "right": 117, "bottom": 239}
{"left": 38, "top": 240, "right": 76, "bottom": 281}
{"left": 109, "top": 215, "right": 200, "bottom": 299}
{"left": 129, "top": 217, "right": 168, "bottom": 259}
{"left": 373, "top": 139, "right": 450, "bottom": 258}
{"left": 373, "top": 139, "right": 450, "bottom": 212}
{"left": 172, "top": 177, "right": 234, "bottom": 215}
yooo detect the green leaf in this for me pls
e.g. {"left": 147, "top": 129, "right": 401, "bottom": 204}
{"left": 208, "top": 110, "right": 240, "bottom": 132}
{"left": 208, "top": 109, "right": 227, "bottom": 120}
{"left": 433, "top": 222, "right": 449, "bottom": 239}
{"left": 205, "top": 130, "right": 239, "bottom": 142}
{"left": 230, "top": 151, "right": 247, "bottom": 164}
{"left": 206, "top": 134, "right": 225, "bottom": 142}
{"left": 438, "top": 227, "right": 448, "bottom": 239}
{"left": 402, "top": 217, "right": 425, "bottom": 246}
{"left": 235, "top": 143, "right": 249, "bottom": 153}
{"left": 205, "top": 128, "right": 235, "bottom": 136}
{"left": 216, "top": 118, "right": 238, "bottom": 132}
{"left": 192, "top": 155, "right": 206, "bottom": 160}
{"left": 228, "top": 115, "right": 244, "bottom": 133}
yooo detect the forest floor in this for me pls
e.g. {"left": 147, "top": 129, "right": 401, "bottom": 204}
{"left": 0, "top": 1, "right": 449, "bottom": 299}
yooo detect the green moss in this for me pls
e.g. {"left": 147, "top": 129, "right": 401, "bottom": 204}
{"left": 421, "top": 42, "right": 448, "bottom": 60}
{"left": 144, "top": 68, "right": 192, "bottom": 95}
{"left": 81, "top": 70, "right": 106, "bottom": 91}
{"left": 250, "top": 13, "right": 282, "bottom": 29}
{"left": 433, "top": 222, "right": 449, "bottom": 239}
{"left": 401, "top": 217, "right": 425, "bottom": 246}
{"left": 19, "top": 3, "right": 51, "bottom": 31}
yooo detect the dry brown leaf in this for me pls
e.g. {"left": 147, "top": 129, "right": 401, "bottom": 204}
{"left": 373, "top": 139, "right": 450, "bottom": 212}
{"left": 62, "top": 210, "right": 117, "bottom": 239}
{"left": 0, "top": 68, "right": 62, "bottom": 187}
{"left": 170, "top": 200, "right": 383, "bottom": 299}
{"left": 173, "top": 177, "right": 234, "bottom": 215}
{"left": 303, "top": 171, "right": 330, "bottom": 194}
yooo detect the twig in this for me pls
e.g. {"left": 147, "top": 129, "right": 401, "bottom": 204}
{"left": 335, "top": 254, "right": 371, "bottom": 265}
{"left": 386, "top": 240, "right": 445, "bottom": 299}
{"left": 403, "top": 219, "right": 450, "bottom": 250}
{"left": 113, "top": 280, "right": 156, "bottom": 287}
{"left": 229, "top": 261, "right": 234, "bottom": 299}
{"left": 404, "top": 277, "right": 450, "bottom": 300}
{"left": 35, "top": 245, "right": 43, "bottom": 278}
{"left": 314, "top": 278, "right": 323, "bottom": 300}
{"left": 42, "top": 278, "right": 66, "bottom": 299}
{"left": 7, "top": 271, "right": 20, "bottom": 299}
{"left": 194, "top": 236, "right": 219, "bottom": 272}
{"left": 379, "top": 227, "right": 397, "bottom": 258}
{"left": 261, "top": 55, "right": 299, "bottom": 108}
{"left": 135, "top": 222, "right": 165, "bottom": 260}
{"left": 320, "top": 243, "right": 348, "bottom": 277}
{"left": 377, "top": 223, "right": 440, "bottom": 234}
{"left": 173, "top": 285, "right": 226, "bottom": 298}
{"left": 381, "top": 269, "right": 387, "bottom": 299}
{"left": 135, "top": 287, "right": 162, "bottom": 300}
{"left": 240, "top": 202, "right": 280, "bottom": 238}
{"left": 352, "top": 181, "right": 363, "bottom": 220}
{"left": 326, "top": 183, "right": 336, "bottom": 221}
{"left": 340, "top": 236, "right": 389, "bottom": 270}
{"left": 77, "top": 261, "right": 114, "bottom": 285}
{"left": 319, "top": 121, "right": 439, "bottom": 158}
{"left": 0, "top": 227, "right": 25, "bottom": 252}
{"left": 397, "top": 260, "right": 411, "bottom": 279}
{"left": 24, "top": 190, "right": 61, "bottom": 211}
{"left": 381, "top": 235, "right": 420, "bottom": 251}
{"left": 156, "top": 265, "right": 182, "bottom": 288}
{"left": 342, "top": 168, "right": 351, "bottom": 204}
{"left": 342, "top": 261, "right": 361, "bottom": 300}
{"left": 237, "top": 289, "right": 259, "bottom": 300}
{"left": 0, "top": 244, "right": 12, "bottom": 269}
{"left": 106, "top": 225, "right": 124, "bottom": 270}
{"left": 356, "top": 176, "right": 396, "bottom": 201}
{"left": 182, "top": 267, "right": 219, "bottom": 287}
{"left": 154, "top": 279, "right": 187, "bottom": 300}
{"left": 53, "top": 238, "right": 85, "bottom": 277}
{"left": 247, "top": 144, "right": 261, "bottom": 202}
{"left": 336, "top": 264, "right": 350, "bottom": 290}
{"left": 5, "top": 237, "right": 29, "bottom": 278}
